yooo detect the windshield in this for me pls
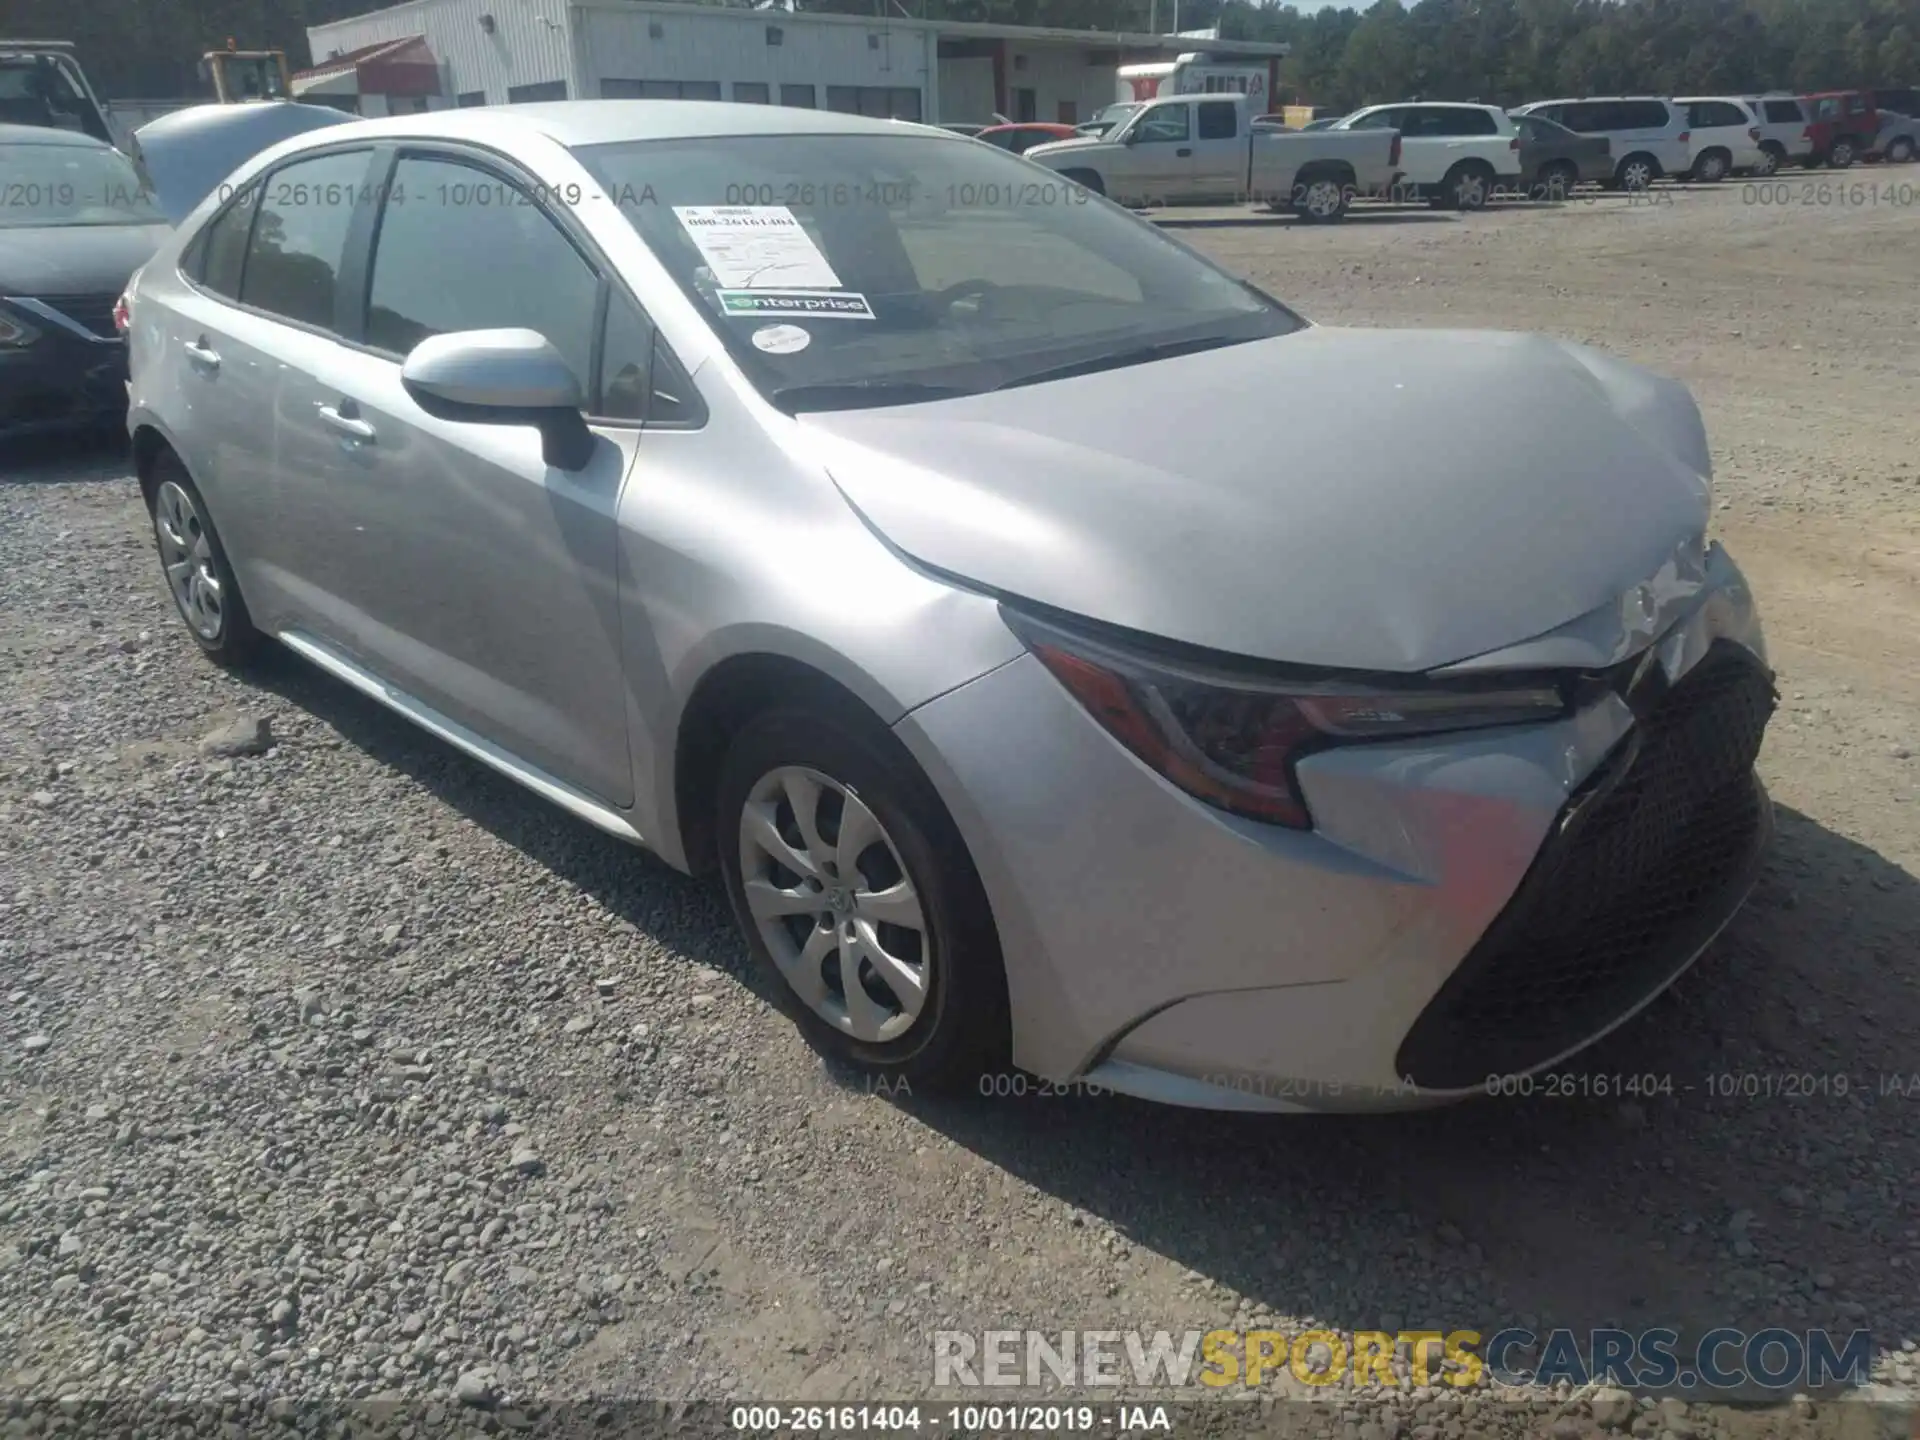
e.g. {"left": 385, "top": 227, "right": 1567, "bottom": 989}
{"left": 0, "top": 142, "right": 165, "bottom": 228}
{"left": 574, "top": 132, "right": 1300, "bottom": 412}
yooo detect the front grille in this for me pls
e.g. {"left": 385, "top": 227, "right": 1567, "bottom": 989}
{"left": 1396, "top": 640, "right": 1777, "bottom": 1089}
{"left": 38, "top": 293, "right": 120, "bottom": 339}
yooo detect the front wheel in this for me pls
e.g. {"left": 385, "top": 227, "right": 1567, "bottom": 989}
{"left": 717, "top": 705, "right": 1010, "bottom": 1092}
{"left": 1692, "top": 149, "right": 1731, "bottom": 182}
{"left": 1540, "top": 160, "right": 1580, "bottom": 199}
{"left": 1753, "top": 145, "right": 1782, "bottom": 176}
{"left": 1058, "top": 167, "right": 1105, "bottom": 196}
{"left": 1828, "top": 138, "right": 1857, "bottom": 168}
{"left": 1615, "top": 154, "right": 1657, "bottom": 191}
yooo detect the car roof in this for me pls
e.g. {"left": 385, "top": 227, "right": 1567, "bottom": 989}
{"left": 1353, "top": 100, "right": 1495, "bottom": 110}
{"left": 1520, "top": 96, "right": 1673, "bottom": 105}
{"left": 0, "top": 121, "right": 115, "bottom": 149}
{"left": 263, "top": 99, "right": 969, "bottom": 153}
{"left": 1673, "top": 95, "right": 1752, "bottom": 103}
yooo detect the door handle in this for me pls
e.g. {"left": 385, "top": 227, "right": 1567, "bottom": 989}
{"left": 318, "top": 404, "right": 375, "bottom": 442}
{"left": 183, "top": 338, "right": 220, "bottom": 369}
{"left": 1176, "top": 147, "right": 1193, "bottom": 156}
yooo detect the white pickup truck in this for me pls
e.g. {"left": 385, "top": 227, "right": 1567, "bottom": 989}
{"left": 1023, "top": 91, "right": 1402, "bottom": 222}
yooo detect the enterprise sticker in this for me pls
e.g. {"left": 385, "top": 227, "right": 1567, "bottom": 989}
{"left": 718, "top": 289, "right": 875, "bottom": 320}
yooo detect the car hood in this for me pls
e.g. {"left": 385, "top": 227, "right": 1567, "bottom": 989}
{"left": 1025, "top": 136, "right": 1105, "bottom": 157}
{"left": 133, "top": 101, "right": 356, "bottom": 224}
{"left": 0, "top": 221, "right": 170, "bottom": 296}
{"left": 798, "top": 327, "right": 1715, "bottom": 673}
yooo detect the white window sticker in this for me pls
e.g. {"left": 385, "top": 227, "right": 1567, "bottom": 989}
{"left": 717, "top": 289, "right": 875, "bottom": 320}
{"left": 751, "top": 324, "right": 812, "bottom": 355}
{"left": 673, "top": 205, "right": 843, "bottom": 289}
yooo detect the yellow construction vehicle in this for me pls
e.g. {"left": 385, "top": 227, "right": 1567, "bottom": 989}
{"left": 199, "top": 39, "right": 291, "bottom": 102}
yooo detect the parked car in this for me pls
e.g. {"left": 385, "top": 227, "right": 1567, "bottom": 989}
{"left": 0, "top": 123, "right": 167, "bottom": 439}
{"left": 1743, "top": 93, "right": 1813, "bottom": 174}
{"left": 1800, "top": 90, "right": 1881, "bottom": 167}
{"left": 975, "top": 122, "right": 1080, "bottom": 155}
{"left": 0, "top": 40, "right": 114, "bottom": 146}
{"left": 1025, "top": 91, "right": 1401, "bottom": 220}
{"left": 1869, "top": 87, "right": 1919, "bottom": 118}
{"left": 1300, "top": 116, "right": 1341, "bottom": 131}
{"left": 1075, "top": 101, "right": 1141, "bottom": 137}
{"left": 1509, "top": 111, "right": 1611, "bottom": 195}
{"left": 1510, "top": 97, "right": 1690, "bottom": 189}
{"left": 125, "top": 100, "right": 1776, "bottom": 1111}
{"left": 1870, "top": 109, "right": 1918, "bottom": 163}
{"left": 1331, "top": 102, "right": 1522, "bottom": 209}
{"left": 1675, "top": 96, "right": 1764, "bottom": 181}
{"left": 130, "top": 100, "right": 355, "bottom": 224}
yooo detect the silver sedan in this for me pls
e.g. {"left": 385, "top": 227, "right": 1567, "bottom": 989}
{"left": 124, "top": 101, "right": 1776, "bottom": 1111}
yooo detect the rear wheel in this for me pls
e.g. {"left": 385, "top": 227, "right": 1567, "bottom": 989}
{"left": 146, "top": 452, "right": 260, "bottom": 667}
{"left": 1290, "top": 173, "right": 1351, "bottom": 222}
{"left": 1753, "top": 144, "right": 1783, "bottom": 176}
{"left": 717, "top": 705, "right": 1010, "bottom": 1092}
{"left": 1886, "top": 136, "right": 1915, "bottom": 163}
{"left": 1540, "top": 160, "right": 1580, "bottom": 199}
{"left": 1431, "top": 161, "right": 1495, "bottom": 211}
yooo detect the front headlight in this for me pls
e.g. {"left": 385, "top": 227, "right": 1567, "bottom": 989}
{"left": 1005, "top": 607, "right": 1570, "bottom": 830}
{"left": 0, "top": 305, "right": 42, "bottom": 349}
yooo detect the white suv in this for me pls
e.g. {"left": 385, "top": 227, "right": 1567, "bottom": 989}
{"left": 1745, "top": 94, "right": 1814, "bottom": 173}
{"left": 1333, "top": 101, "right": 1522, "bottom": 209}
{"left": 1676, "top": 96, "right": 1765, "bottom": 181}
{"left": 1510, "top": 97, "right": 1690, "bottom": 189}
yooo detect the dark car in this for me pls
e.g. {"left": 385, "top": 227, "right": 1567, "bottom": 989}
{"left": 1510, "top": 112, "right": 1612, "bottom": 195}
{"left": 0, "top": 124, "right": 168, "bottom": 438}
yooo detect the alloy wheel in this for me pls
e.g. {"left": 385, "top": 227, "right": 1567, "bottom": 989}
{"left": 1301, "top": 178, "right": 1345, "bottom": 218}
{"left": 1454, "top": 170, "right": 1489, "bottom": 209}
{"left": 1621, "top": 158, "right": 1653, "bottom": 190}
{"left": 1753, "top": 149, "right": 1780, "bottom": 176}
{"left": 1697, "top": 153, "right": 1728, "bottom": 182}
{"left": 738, "top": 765, "right": 930, "bottom": 1044}
{"left": 153, "top": 479, "right": 224, "bottom": 641}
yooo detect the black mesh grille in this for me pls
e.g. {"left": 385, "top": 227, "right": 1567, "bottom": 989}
{"left": 1396, "top": 640, "right": 1777, "bottom": 1089}
{"left": 40, "top": 293, "right": 120, "bottom": 339}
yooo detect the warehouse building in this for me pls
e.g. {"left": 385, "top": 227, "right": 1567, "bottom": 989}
{"left": 295, "top": 0, "right": 1288, "bottom": 128}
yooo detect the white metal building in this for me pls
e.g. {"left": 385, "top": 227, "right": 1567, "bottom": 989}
{"left": 297, "top": 0, "right": 1288, "bottom": 127}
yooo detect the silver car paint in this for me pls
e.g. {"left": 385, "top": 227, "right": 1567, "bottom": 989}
{"left": 129, "top": 102, "right": 1767, "bottom": 1109}
{"left": 805, "top": 327, "right": 1713, "bottom": 672}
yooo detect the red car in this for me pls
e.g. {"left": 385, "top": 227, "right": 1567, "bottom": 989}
{"left": 1800, "top": 89, "right": 1881, "bottom": 167}
{"left": 974, "top": 122, "right": 1081, "bottom": 155}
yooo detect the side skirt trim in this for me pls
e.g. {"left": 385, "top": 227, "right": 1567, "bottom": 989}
{"left": 277, "top": 629, "right": 646, "bottom": 847}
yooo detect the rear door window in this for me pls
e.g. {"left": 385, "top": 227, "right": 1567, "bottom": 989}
{"left": 1621, "top": 101, "right": 1671, "bottom": 130}
{"left": 193, "top": 186, "right": 260, "bottom": 299}
{"left": 1195, "top": 100, "right": 1238, "bottom": 140}
{"left": 236, "top": 149, "right": 373, "bottom": 332}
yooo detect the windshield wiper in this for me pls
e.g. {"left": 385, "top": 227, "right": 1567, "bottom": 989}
{"left": 769, "top": 379, "right": 980, "bottom": 414}
{"left": 990, "top": 334, "right": 1248, "bottom": 391}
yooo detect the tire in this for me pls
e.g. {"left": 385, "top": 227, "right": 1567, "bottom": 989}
{"left": 716, "top": 705, "right": 1010, "bottom": 1092}
{"left": 1691, "top": 148, "right": 1731, "bottom": 182}
{"left": 1887, "top": 136, "right": 1915, "bottom": 164}
{"left": 1437, "top": 161, "right": 1495, "bottom": 210}
{"left": 1059, "top": 168, "right": 1105, "bottom": 196}
{"left": 1540, "top": 160, "right": 1580, "bottom": 199}
{"left": 1291, "top": 172, "right": 1351, "bottom": 222}
{"left": 146, "top": 450, "right": 261, "bottom": 668}
{"left": 1828, "top": 138, "right": 1856, "bottom": 168}
{"left": 1615, "top": 153, "right": 1658, "bottom": 191}
{"left": 1753, "top": 144, "right": 1782, "bottom": 176}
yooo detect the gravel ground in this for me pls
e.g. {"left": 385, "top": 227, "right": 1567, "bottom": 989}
{"left": 2, "top": 183, "right": 1918, "bottom": 1440}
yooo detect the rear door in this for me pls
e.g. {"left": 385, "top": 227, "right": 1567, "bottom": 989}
{"left": 154, "top": 147, "right": 378, "bottom": 632}
{"left": 270, "top": 145, "right": 663, "bottom": 807}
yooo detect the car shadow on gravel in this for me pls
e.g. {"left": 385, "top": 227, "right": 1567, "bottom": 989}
{"left": 0, "top": 427, "right": 131, "bottom": 484}
{"left": 1151, "top": 209, "right": 1455, "bottom": 229}
{"left": 892, "top": 801, "right": 1920, "bottom": 1385}
{"left": 234, "top": 646, "right": 760, "bottom": 990}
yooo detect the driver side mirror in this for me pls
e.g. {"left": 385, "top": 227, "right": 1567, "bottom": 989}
{"left": 400, "top": 328, "right": 596, "bottom": 471}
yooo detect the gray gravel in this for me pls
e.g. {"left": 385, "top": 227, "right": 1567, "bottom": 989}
{"left": 3, "top": 189, "right": 1920, "bottom": 1439}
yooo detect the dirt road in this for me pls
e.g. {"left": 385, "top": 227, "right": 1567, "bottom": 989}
{"left": 1, "top": 183, "right": 1916, "bottom": 1436}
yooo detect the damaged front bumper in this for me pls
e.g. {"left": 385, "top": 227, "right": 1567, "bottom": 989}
{"left": 896, "top": 540, "right": 1773, "bottom": 1113}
